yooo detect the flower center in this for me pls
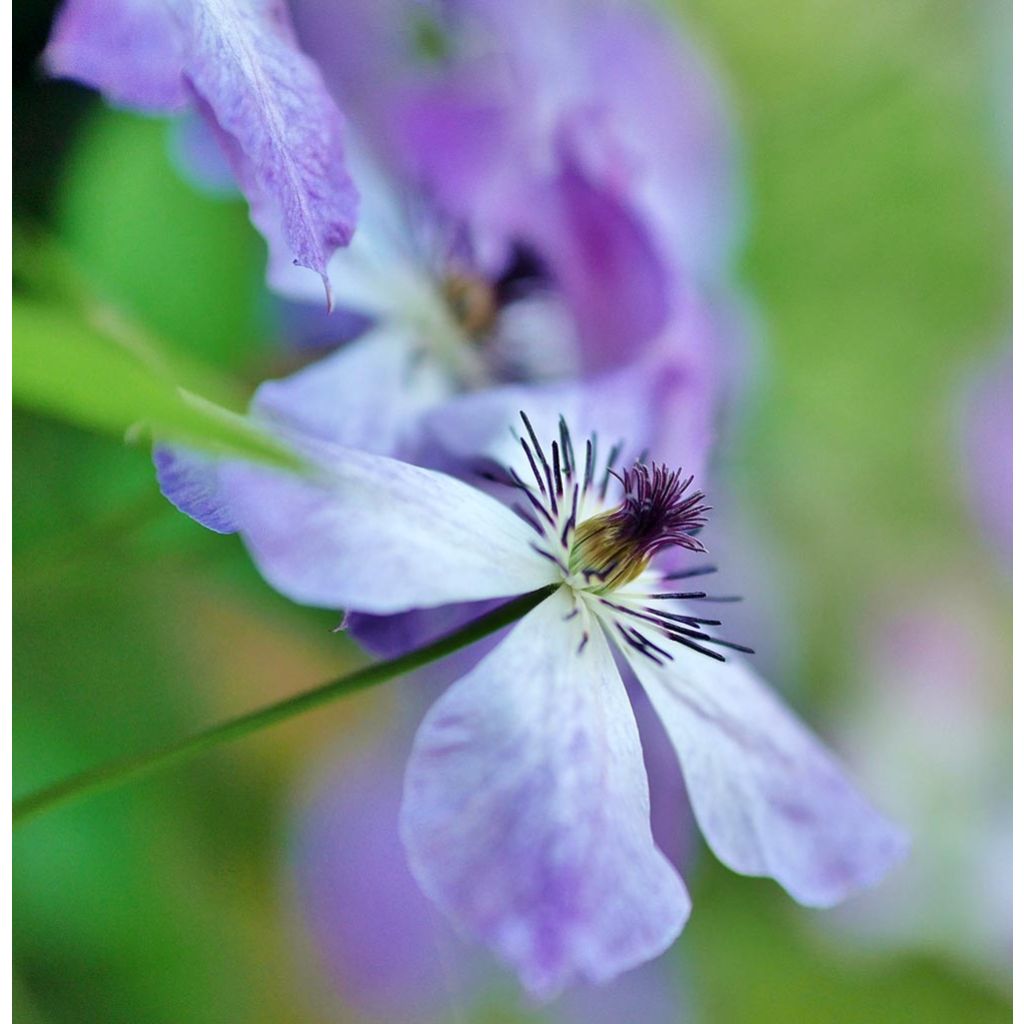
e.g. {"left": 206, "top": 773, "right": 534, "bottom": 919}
{"left": 442, "top": 272, "right": 498, "bottom": 339}
{"left": 499, "top": 414, "right": 752, "bottom": 663}
{"left": 569, "top": 465, "right": 709, "bottom": 591}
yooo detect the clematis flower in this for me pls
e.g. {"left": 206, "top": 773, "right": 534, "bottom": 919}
{"left": 43, "top": 0, "right": 358, "bottom": 298}
{"left": 167, "top": 413, "right": 907, "bottom": 997}
{"left": 231, "top": 0, "right": 748, "bottom": 476}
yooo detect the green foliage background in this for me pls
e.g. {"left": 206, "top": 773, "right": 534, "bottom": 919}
{"left": 13, "top": 0, "right": 1010, "bottom": 1021}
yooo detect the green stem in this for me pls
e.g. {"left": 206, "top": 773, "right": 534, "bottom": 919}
{"left": 14, "top": 584, "right": 557, "bottom": 826}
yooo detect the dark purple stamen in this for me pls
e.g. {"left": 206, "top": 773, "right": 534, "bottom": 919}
{"left": 608, "top": 464, "right": 709, "bottom": 558}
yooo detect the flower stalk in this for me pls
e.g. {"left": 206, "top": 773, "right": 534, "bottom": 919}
{"left": 13, "top": 584, "right": 558, "bottom": 826}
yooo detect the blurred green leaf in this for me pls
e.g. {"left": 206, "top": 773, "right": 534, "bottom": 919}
{"left": 58, "top": 109, "right": 267, "bottom": 369}
{"left": 13, "top": 298, "right": 301, "bottom": 469}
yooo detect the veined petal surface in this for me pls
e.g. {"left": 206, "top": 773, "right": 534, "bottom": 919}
{"left": 401, "top": 591, "right": 690, "bottom": 997}
{"left": 221, "top": 442, "right": 552, "bottom": 613}
{"left": 631, "top": 649, "right": 909, "bottom": 907}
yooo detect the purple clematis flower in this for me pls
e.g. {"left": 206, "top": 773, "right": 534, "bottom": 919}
{"left": 44, "top": 0, "right": 358, "bottom": 299}
{"left": 166, "top": 413, "right": 907, "bottom": 997}
{"left": 241, "top": 0, "right": 748, "bottom": 475}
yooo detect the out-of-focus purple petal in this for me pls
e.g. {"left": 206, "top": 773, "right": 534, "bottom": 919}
{"left": 516, "top": 158, "right": 669, "bottom": 373}
{"left": 252, "top": 325, "right": 451, "bottom": 457}
{"left": 220, "top": 443, "right": 550, "bottom": 612}
{"left": 401, "top": 591, "right": 690, "bottom": 998}
{"left": 391, "top": 0, "right": 741, "bottom": 279}
{"left": 292, "top": 738, "right": 489, "bottom": 1023}
{"left": 959, "top": 345, "right": 1011, "bottom": 562}
{"left": 630, "top": 651, "right": 909, "bottom": 908}
{"left": 419, "top": 297, "right": 727, "bottom": 483}
{"left": 44, "top": 0, "right": 190, "bottom": 111}
{"left": 153, "top": 445, "right": 238, "bottom": 534}
{"left": 830, "top": 589, "right": 1010, "bottom": 983}
{"left": 568, "top": 4, "right": 742, "bottom": 276}
{"left": 553, "top": 958, "right": 690, "bottom": 1024}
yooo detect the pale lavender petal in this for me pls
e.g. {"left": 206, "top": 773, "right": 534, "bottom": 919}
{"left": 43, "top": 0, "right": 190, "bottom": 111}
{"left": 252, "top": 324, "right": 452, "bottom": 457}
{"left": 220, "top": 443, "right": 550, "bottom": 612}
{"left": 630, "top": 650, "right": 909, "bottom": 907}
{"left": 401, "top": 591, "right": 690, "bottom": 998}
{"left": 154, "top": 326, "right": 445, "bottom": 537}
{"left": 153, "top": 445, "right": 238, "bottom": 534}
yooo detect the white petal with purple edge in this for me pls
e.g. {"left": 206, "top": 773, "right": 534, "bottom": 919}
{"left": 629, "top": 649, "right": 909, "bottom": 907}
{"left": 220, "top": 443, "right": 552, "bottom": 613}
{"left": 401, "top": 590, "right": 690, "bottom": 998}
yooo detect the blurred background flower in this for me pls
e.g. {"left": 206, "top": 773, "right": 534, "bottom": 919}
{"left": 13, "top": 0, "right": 1010, "bottom": 1021}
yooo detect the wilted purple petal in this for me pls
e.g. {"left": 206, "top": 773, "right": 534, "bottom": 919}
{"left": 401, "top": 591, "right": 690, "bottom": 998}
{"left": 44, "top": 0, "right": 190, "bottom": 111}
{"left": 153, "top": 445, "right": 238, "bottom": 534}
{"left": 45, "top": 0, "right": 358, "bottom": 288}
{"left": 181, "top": 0, "right": 357, "bottom": 293}
{"left": 631, "top": 651, "right": 909, "bottom": 907}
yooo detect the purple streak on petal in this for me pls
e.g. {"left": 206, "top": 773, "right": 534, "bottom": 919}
{"left": 516, "top": 157, "right": 669, "bottom": 374}
{"left": 43, "top": 0, "right": 190, "bottom": 111}
{"left": 153, "top": 445, "right": 238, "bottom": 534}
{"left": 291, "top": 738, "right": 488, "bottom": 1022}
{"left": 632, "top": 651, "right": 909, "bottom": 908}
{"left": 401, "top": 592, "right": 690, "bottom": 998}
{"left": 621, "top": 662, "right": 695, "bottom": 873}
{"left": 959, "top": 345, "right": 1011, "bottom": 563}
{"left": 179, "top": 0, "right": 358, "bottom": 293}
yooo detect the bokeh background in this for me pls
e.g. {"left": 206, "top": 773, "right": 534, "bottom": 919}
{"left": 13, "top": 1, "right": 1011, "bottom": 1022}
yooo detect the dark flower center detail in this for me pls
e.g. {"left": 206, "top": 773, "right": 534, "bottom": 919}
{"left": 570, "top": 464, "right": 709, "bottom": 590}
